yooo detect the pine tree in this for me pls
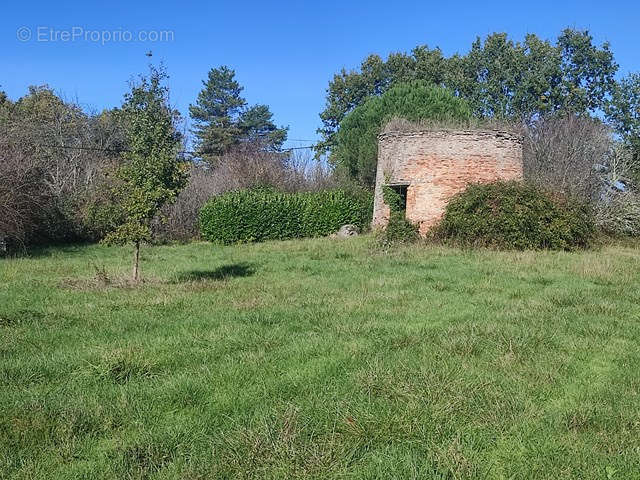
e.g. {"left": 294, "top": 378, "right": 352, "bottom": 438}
{"left": 190, "top": 66, "right": 287, "bottom": 162}
{"left": 189, "top": 66, "right": 246, "bottom": 162}
{"left": 237, "top": 104, "right": 288, "bottom": 150}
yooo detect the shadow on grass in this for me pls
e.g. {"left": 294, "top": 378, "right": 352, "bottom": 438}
{"left": 174, "top": 263, "right": 256, "bottom": 282}
{"left": 2, "top": 241, "right": 95, "bottom": 259}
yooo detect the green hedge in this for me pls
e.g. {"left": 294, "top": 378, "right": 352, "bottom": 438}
{"left": 434, "top": 181, "right": 595, "bottom": 250}
{"left": 199, "top": 188, "right": 373, "bottom": 244}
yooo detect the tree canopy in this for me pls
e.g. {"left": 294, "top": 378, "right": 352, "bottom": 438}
{"left": 332, "top": 81, "right": 472, "bottom": 186}
{"left": 317, "top": 29, "right": 619, "bottom": 157}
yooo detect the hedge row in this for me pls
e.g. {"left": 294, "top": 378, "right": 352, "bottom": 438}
{"left": 199, "top": 188, "right": 373, "bottom": 244}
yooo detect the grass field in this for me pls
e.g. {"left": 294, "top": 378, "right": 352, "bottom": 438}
{"left": 2, "top": 236, "right": 640, "bottom": 479}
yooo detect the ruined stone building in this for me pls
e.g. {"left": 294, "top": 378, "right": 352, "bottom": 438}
{"left": 372, "top": 129, "right": 524, "bottom": 235}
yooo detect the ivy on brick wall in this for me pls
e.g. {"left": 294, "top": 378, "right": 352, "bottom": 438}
{"left": 381, "top": 185, "right": 419, "bottom": 244}
{"left": 381, "top": 185, "right": 403, "bottom": 213}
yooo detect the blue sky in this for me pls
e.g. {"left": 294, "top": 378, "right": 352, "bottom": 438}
{"left": 2, "top": 0, "right": 638, "bottom": 148}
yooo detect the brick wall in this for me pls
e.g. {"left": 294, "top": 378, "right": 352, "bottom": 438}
{"left": 372, "top": 130, "right": 523, "bottom": 235}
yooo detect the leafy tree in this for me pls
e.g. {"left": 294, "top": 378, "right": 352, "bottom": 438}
{"left": 317, "top": 55, "right": 394, "bottom": 156}
{"left": 332, "top": 81, "right": 471, "bottom": 186}
{"left": 456, "top": 33, "right": 523, "bottom": 118}
{"left": 104, "top": 66, "right": 187, "bottom": 282}
{"left": 457, "top": 30, "right": 617, "bottom": 117}
{"left": 317, "top": 29, "right": 619, "bottom": 156}
{"left": 607, "top": 72, "right": 640, "bottom": 183}
{"left": 555, "top": 29, "right": 618, "bottom": 113}
{"left": 190, "top": 66, "right": 287, "bottom": 162}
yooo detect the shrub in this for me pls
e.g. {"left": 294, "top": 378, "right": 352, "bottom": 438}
{"left": 435, "top": 181, "right": 595, "bottom": 250}
{"left": 596, "top": 192, "right": 640, "bottom": 237}
{"left": 199, "top": 188, "right": 373, "bottom": 244}
{"left": 382, "top": 213, "right": 419, "bottom": 244}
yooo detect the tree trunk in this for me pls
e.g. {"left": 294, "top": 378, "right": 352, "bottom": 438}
{"left": 132, "top": 241, "right": 140, "bottom": 283}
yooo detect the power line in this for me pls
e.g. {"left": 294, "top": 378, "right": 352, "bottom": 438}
{"left": 28, "top": 142, "right": 320, "bottom": 156}
{"left": 284, "top": 145, "right": 317, "bottom": 150}
{"left": 31, "top": 144, "right": 125, "bottom": 154}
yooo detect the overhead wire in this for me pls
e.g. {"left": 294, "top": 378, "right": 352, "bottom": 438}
{"left": 26, "top": 142, "right": 323, "bottom": 156}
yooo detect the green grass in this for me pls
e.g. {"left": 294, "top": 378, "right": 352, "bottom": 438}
{"left": 2, "top": 236, "right": 640, "bottom": 479}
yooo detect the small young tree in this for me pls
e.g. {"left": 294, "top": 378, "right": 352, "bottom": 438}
{"left": 104, "top": 66, "right": 187, "bottom": 282}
